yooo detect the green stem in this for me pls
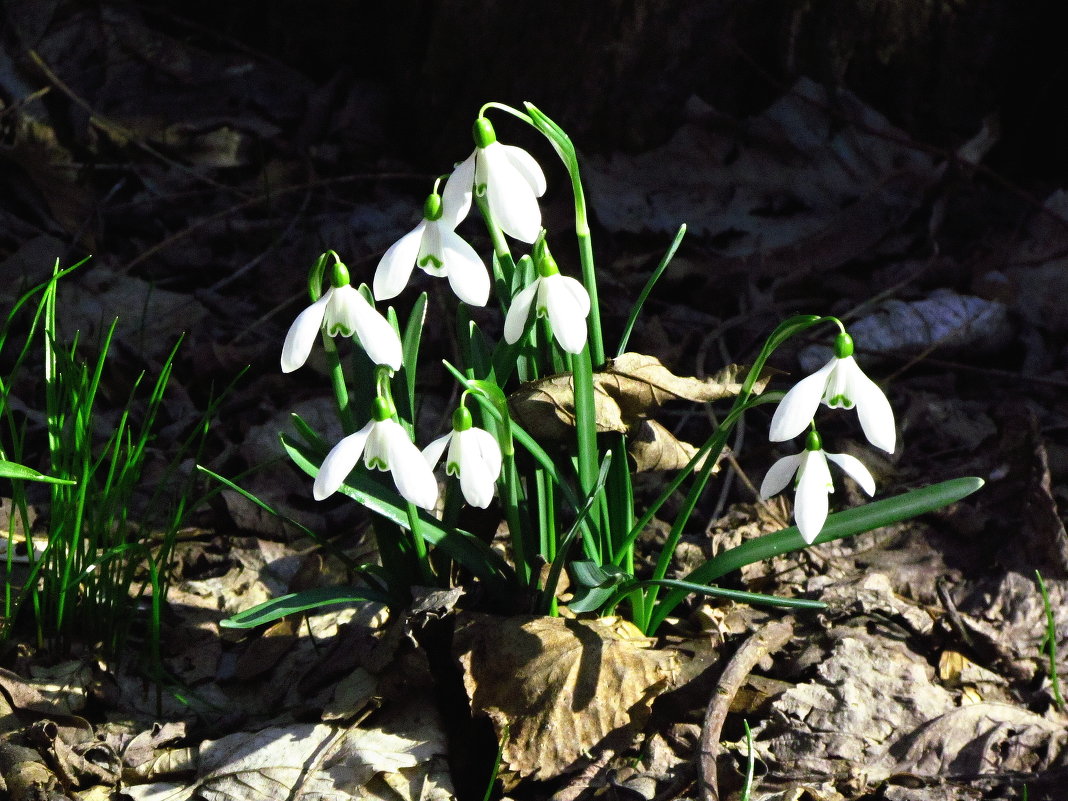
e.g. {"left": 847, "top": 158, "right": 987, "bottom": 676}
{"left": 322, "top": 334, "right": 354, "bottom": 434}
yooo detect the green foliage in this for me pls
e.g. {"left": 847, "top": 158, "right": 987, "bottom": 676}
{"left": 1, "top": 260, "right": 222, "bottom": 662}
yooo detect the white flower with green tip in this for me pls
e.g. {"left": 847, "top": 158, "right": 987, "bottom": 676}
{"left": 442, "top": 116, "right": 546, "bottom": 244}
{"left": 422, "top": 406, "right": 502, "bottom": 509}
{"left": 314, "top": 397, "right": 438, "bottom": 510}
{"left": 373, "top": 190, "right": 489, "bottom": 306}
{"left": 760, "top": 431, "right": 876, "bottom": 543}
{"left": 503, "top": 252, "right": 590, "bottom": 354}
{"left": 769, "top": 332, "right": 896, "bottom": 453}
{"left": 281, "top": 262, "right": 401, "bottom": 372}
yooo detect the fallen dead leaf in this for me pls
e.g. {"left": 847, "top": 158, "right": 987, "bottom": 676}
{"left": 453, "top": 613, "right": 679, "bottom": 785}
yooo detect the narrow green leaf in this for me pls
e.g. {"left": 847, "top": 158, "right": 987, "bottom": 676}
{"left": 617, "top": 224, "right": 685, "bottom": 357}
{"left": 220, "top": 585, "right": 395, "bottom": 629}
{"left": 647, "top": 477, "right": 985, "bottom": 633}
{"left": 0, "top": 460, "right": 76, "bottom": 484}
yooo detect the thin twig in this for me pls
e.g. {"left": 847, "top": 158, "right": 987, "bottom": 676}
{"left": 698, "top": 619, "right": 794, "bottom": 801}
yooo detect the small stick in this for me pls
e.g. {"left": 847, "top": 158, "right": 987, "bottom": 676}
{"left": 698, "top": 619, "right": 794, "bottom": 801}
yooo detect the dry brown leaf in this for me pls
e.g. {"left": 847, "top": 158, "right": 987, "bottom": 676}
{"left": 453, "top": 614, "right": 679, "bottom": 784}
{"left": 508, "top": 354, "right": 762, "bottom": 471}
{"left": 628, "top": 419, "right": 708, "bottom": 473}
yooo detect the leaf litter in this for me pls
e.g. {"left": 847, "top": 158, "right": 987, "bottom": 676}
{"left": 0, "top": 4, "right": 1067, "bottom": 801}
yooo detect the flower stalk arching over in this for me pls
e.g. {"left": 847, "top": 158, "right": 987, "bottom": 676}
{"left": 760, "top": 431, "right": 876, "bottom": 543}
{"left": 373, "top": 189, "right": 490, "bottom": 306}
{"left": 281, "top": 261, "right": 402, "bottom": 373}
{"left": 422, "top": 405, "right": 503, "bottom": 509}
{"left": 503, "top": 249, "right": 590, "bottom": 354}
{"left": 768, "top": 332, "right": 896, "bottom": 454}
{"left": 313, "top": 397, "right": 439, "bottom": 510}
{"left": 442, "top": 116, "right": 546, "bottom": 244}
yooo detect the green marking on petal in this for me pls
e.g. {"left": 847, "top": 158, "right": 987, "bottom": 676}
{"left": 826, "top": 394, "right": 854, "bottom": 408}
{"left": 419, "top": 253, "right": 443, "bottom": 270}
{"left": 367, "top": 457, "right": 387, "bottom": 469}
{"left": 446, "top": 460, "right": 460, "bottom": 475}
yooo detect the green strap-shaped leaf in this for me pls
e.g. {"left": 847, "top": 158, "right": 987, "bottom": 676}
{"left": 221, "top": 585, "right": 395, "bottom": 629}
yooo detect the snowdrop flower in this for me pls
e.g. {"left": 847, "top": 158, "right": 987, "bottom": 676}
{"left": 422, "top": 406, "right": 502, "bottom": 509}
{"left": 769, "top": 333, "right": 896, "bottom": 453}
{"left": 282, "top": 261, "right": 401, "bottom": 372}
{"left": 503, "top": 251, "right": 590, "bottom": 354}
{"left": 373, "top": 190, "right": 490, "bottom": 306}
{"left": 760, "top": 431, "right": 876, "bottom": 543}
{"left": 314, "top": 397, "right": 438, "bottom": 510}
{"left": 441, "top": 116, "right": 546, "bottom": 244}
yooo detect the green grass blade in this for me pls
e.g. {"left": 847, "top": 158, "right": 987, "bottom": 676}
{"left": 0, "top": 460, "right": 75, "bottom": 484}
{"left": 616, "top": 224, "right": 685, "bottom": 356}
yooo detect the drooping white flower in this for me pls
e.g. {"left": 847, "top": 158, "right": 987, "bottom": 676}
{"left": 768, "top": 333, "right": 896, "bottom": 453}
{"left": 760, "top": 431, "right": 876, "bottom": 543}
{"left": 281, "top": 263, "right": 401, "bottom": 372}
{"left": 441, "top": 116, "right": 546, "bottom": 244}
{"left": 503, "top": 252, "right": 590, "bottom": 354}
{"left": 422, "top": 407, "right": 502, "bottom": 509}
{"left": 373, "top": 191, "right": 490, "bottom": 306}
{"left": 313, "top": 398, "right": 438, "bottom": 510}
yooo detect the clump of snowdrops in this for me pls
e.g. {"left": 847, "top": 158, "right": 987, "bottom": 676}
{"left": 225, "top": 102, "right": 981, "bottom": 635}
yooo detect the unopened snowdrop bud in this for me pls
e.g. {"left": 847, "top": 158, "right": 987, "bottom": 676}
{"left": 503, "top": 247, "right": 591, "bottom": 354}
{"left": 282, "top": 256, "right": 402, "bottom": 373}
{"left": 760, "top": 429, "right": 876, "bottom": 543}
{"left": 768, "top": 330, "right": 896, "bottom": 453}
{"left": 373, "top": 188, "right": 490, "bottom": 306}
{"left": 314, "top": 395, "right": 439, "bottom": 509}
{"left": 423, "top": 405, "right": 503, "bottom": 509}
{"left": 441, "top": 115, "right": 547, "bottom": 243}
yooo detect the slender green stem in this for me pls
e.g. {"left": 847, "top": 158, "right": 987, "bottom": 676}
{"left": 321, "top": 334, "right": 354, "bottom": 434}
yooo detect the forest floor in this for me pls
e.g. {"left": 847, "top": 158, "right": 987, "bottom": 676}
{"left": 1, "top": 6, "right": 1067, "bottom": 801}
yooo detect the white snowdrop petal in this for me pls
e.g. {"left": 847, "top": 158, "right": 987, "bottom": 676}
{"left": 794, "top": 450, "right": 833, "bottom": 543}
{"left": 759, "top": 452, "right": 804, "bottom": 499}
{"left": 458, "top": 446, "right": 495, "bottom": 508}
{"left": 384, "top": 426, "right": 439, "bottom": 510}
{"left": 768, "top": 358, "right": 837, "bottom": 442}
{"left": 441, "top": 153, "right": 476, "bottom": 229}
{"left": 346, "top": 292, "right": 403, "bottom": 370}
{"left": 544, "top": 275, "right": 588, "bottom": 354}
{"left": 554, "top": 275, "right": 592, "bottom": 318}
{"left": 499, "top": 143, "right": 547, "bottom": 196}
{"left": 849, "top": 367, "right": 897, "bottom": 454}
{"left": 482, "top": 145, "right": 542, "bottom": 243}
{"left": 281, "top": 293, "right": 331, "bottom": 373}
{"left": 466, "top": 427, "right": 503, "bottom": 482}
{"left": 313, "top": 423, "right": 373, "bottom": 500}
{"left": 825, "top": 452, "right": 876, "bottom": 496}
{"left": 422, "top": 432, "right": 452, "bottom": 469}
{"left": 374, "top": 223, "right": 425, "bottom": 301}
{"left": 504, "top": 280, "right": 540, "bottom": 344}
{"left": 440, "top": 230, "right": 490, "bottom": 306}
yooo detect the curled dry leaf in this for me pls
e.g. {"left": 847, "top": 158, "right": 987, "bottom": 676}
{"left": 453, "top": 613, "right": 679, "bottom": 785}
{"left": 508, "top": 354, "right": 765, "bottom": 471}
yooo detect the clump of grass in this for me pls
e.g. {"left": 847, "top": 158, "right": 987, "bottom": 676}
{"left": 1035, "top": 569, "right": 1064, "bottom": 711}
{"left": 1, "top": 260, "right": 221, "bottom": 665}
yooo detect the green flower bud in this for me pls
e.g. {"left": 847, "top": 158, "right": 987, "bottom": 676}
{"left": 805, "top": 430, "right": 823, "bottom": 451}
{"left": 452, "top": 406, "right": 473, "bottom": 431}
{"left": 834, "top": 332, "right": 854, "bottom": 359}
{"left": 423, "top": 192, "right": 443, "bottom": 222}
{"left": 473, "top": 117, "right": 496, "bottom": 148}
{"left": 331, "top": 260, "right": 351, "bottom": 288}
{"left": 372, "top": 396, "right": 393, "bottom": 422}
